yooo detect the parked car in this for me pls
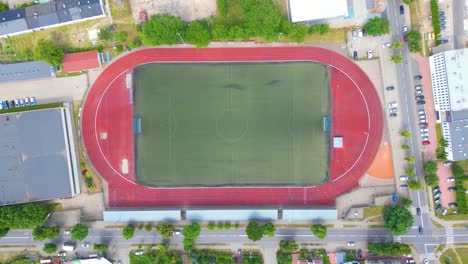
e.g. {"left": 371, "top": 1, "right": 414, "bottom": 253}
{"left": 400, "top": 184, "right": 408, "bottom": 190}
{"left": 418, "top": 226, "right": 423, "bottom": 235}
{"left": 63, "top": 230, "right": 71, "bottom": 235}
{"left": 419, "top": 123, "right": 428, "bottom": 128}
{"left": 358, "top": 29, "right": 363, "bottom": 37}
{"left": 414, "top": 75, "right": 423, "bottom": 80}
{"left": 417, "top": 100, "right": 426, "bottom": 105}
{"left": 423, "top": 259, "right": 428, "bottom": 264}
{"left": 173, "top": 230, "right": 181, "bottom": 235}
{"left": 400, "top": 176, "right": 409, "bottom": 181}
{"left": 441, "top": 25, "right": 446, "bottom": 30}
{"left": 420, "top": 119, "right": 427, "bottom": 124}
{"left": 420, "top": 128, "right": 428, "bottom": 132}
{"left": 418, "top": 109, "right": 426, "bottom": 115}
{"left": 436, "top": 204, "right": 442, "bottom": 212}
{"left": 448, "top": 187, "right": 457, "bottom": 192}
{"left": 422, "top": 136, "right": 429, "bottom": 141}
{"left": 443, "top": 162, "right": 452, "bottom": 166}
{"left": 382, "top": 42, "right": 391, "bottom": 48}
{"left": 30, "top": 97, "right": 37, "bottom": 106}
{"left": 422, "top": 141, "right": 431, "bottom": 145}
{"left": 433, "top": 186, "right": 440, "bottom": 192}
{"left": 135, "top": 251, "right": 144, "bottom": 256}
{"left": 415, "top": 85, "right": 423, "bottom": 90}
{"left": 434, "top": 192, "right": 442, "bottom": 198}
{"left": 440, "top": 39, "right": 449, "bottom": 44}
{"left": 389, "top": 113, "right": 397, "bottom": 117}
{"left": 4, "top": 100, "right": 9, "bottom": 109}
{"left": 9, "top": 100, "right": 15, "bottom": 108}
{"left": 448, "top": 202, "right": 458, "bottom": 208}
{"left": 421, "top": 132, "right": 429, "bottom": 137}
{"left": 400, "top": 5, "right": 405, "bottom": 15}
{"left": 19, "top": 99, "right": 25, "bottom": 107}
{"left": 440, "top": 15, "right": 446, "bottom": 20}
{"left": 57, "top": 252, "right": 67, "bottom": 257}
{"left": 347, "top": 242, "right": 355, "bottom": 247}
{"left": 367, "top": 50, "right": 373, "bottom": 59}
{"left": 403, "top": 25, "right": 408, "bottom": 32}
{"left": 416, "top": 95, "right": 425, "bottom": 100}
{"left": 353, "top": 51, "right": 358, "bottom": 60}
{"left": 388, "top": 102, "right": 398, "bottom": 107}
{"left": 416, "top": 89, "right": 423, "bottom": 95}
{"left": 82, "top": 242, "right": 91, "bottom": 248}
{"left": 434, "top": 198, "right": 440, "bottom": 204}
{"left": 389, "top": 108, "right": 398, "bottom": 113}
{"left": 386, "top": 86, "right": 395, "bottom": 91}
{"left": 442, "top": 208, "right": 448, "bottom": 215}
{"left": 447, "top": 177, "right": 455, "bottom": 182}
{"left": 440, "top": 20, "right": 446, "bottom": 25}
{"left": 24, "top": 97, "right": 30, "bottom": 106}
{"left": 439, "top": 11, "right": 445, "bottom": 15}
{"left": 416, "top": 207, "right": 421, "bottom": 216}
{"left": 14, "top": 99, "right": 19, "bottom": 107}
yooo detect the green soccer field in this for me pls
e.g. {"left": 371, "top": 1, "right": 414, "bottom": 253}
{"left": 133, "top": 62, "right": 330, "bottom": 187}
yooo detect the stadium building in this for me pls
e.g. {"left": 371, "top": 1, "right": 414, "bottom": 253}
{"left": 429, "top": 48, "right": 468, "bottom": 161}
{"left": 0, "top": 104, "right": 80, "bottom": 205}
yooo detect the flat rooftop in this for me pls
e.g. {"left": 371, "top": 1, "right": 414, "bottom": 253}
{"left": 288, "top": 0, "right": 349, "bottom": 23}
{"left": 0, "top": 107, "right": 78, "bottom": 205}
{"left": 445, "top": 49, "right": 468, "bottom": 111}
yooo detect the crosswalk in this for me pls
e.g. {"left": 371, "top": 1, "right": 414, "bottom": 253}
{"left": 421, "top": 253, "right": 436, "bottom": 261}
{"left": 446, "top": 228, "right": 454, "bottom": 244}
{"left": 411, "top": 205, "right": 429, "bottom": 215}
{"left": 393, "top": 236, "right": 401, "bottom": 242}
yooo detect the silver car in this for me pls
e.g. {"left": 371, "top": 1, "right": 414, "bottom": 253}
{"left": 421, "top": 132, "right": 429, "bottom": 137}
{"left": 418, "top": 110, "right": 426, "bottom": 115}
{"left": 420, "top": 128, "right": 428, "bottom": 132}
{"left": 389, "top": 108, "right": 398, "bottom": 113}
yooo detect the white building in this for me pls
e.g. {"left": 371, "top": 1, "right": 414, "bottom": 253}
{"left": 429, "top": 48, "right": 468, "bottom": 161}
{"left": 287, "top": 0, "right": 349, "bottom": 23}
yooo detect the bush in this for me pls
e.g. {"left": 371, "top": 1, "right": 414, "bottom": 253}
{"left": 224, "top": 223, "right": 231, "bottom": 230}
{"left": 156, "top": 223, "right": 174, "bottom": 239}
{"left": 0, "top": 203, "right": 50, "bottom": 229}
{"left": 128, "top": 37, "right": 142, "bottom": 48}
{"left": 115, "top": 44, "right": 124, "bottom": 52}
{"left": 424, "top": 161, "right": 438, "bottom": 175}
{"left": 217, "top": 223, "right": 223, "bottom": 230}
{"left": 98, "top": 27, "right": 113, "bottom": 41}
{"left": 404, "top": 156, "right": 415, "bottom": 164}
{"left": 425, "top": 174, "right": 439, "bottom": 187}
{"left": 116, "top": 32, "right": 128, "bottom": 42}
{"left": 455, "top": 178, "right": 468, "bottom": 214}
{"left": 452, "top": 163, "right": 465, "bottom": 178}
{"left": 84, "top": 177, "right": 94, "bottom": 188}
{"left": 141, "top": 14, "right": 186, "bottom": 46}
{"left": 0, "top": 2, "right": 9, "bottom": 11}
{"left": 308, "top": 24, "right": 329, "bottom": 35}
{"left": 122, "top": 224, "right": 135, "bottom": 239}
{"left": 211, "top": 19, "right": 230, "bottom": 40}
{"left": 401, "top": 198, "right": 413, "bottom": 207}
{"left": 430, "top": 0, "right": 441, "bottom": 44}
{"left": 217, "top": 0, "right": 227, "bottom": 17}
{"left": 368, "top": 242, "right": 411, "bottom": 256}
{"left": 185, "top": 20, "right": 211, "bottom": 48}
{"left": 241, "top": 0, "right": 283, "bottom": 40}
{"left": 32, "top": 226, "right": 60, "bottom": 241}
{"left": 34, "top": 39, "right": 64, "bottom": 66}
{"left": 288, "top": 24, "right": 307, "bottom": 43}
{"left": 405, "top": 169, "right": 416, "bottom": 176}
{"left": 145, "top": 224, "right": 152, "bottom": 232}
{"left": 93, "top": 243, "right": 108, "bottom": 253}
{"left": 263, "top": 223, "right": 276, "bottom": 237}
{"left": 246, "top": 221, "right": 264, "bottom": 241}
{"left": 400, "top": 130, "right": 411, "bottom": 137}
{"left": 363, "top": 17, "right": 390, "bottom": 35}
{"left": 279, "top": 240, "right": 299, "bottom": 253}
{"left": 234, "top": 223, "right": 240, "bottom": 229}
{"left": 43, "top": 243, "right": 57, "bottom": 254}
{"left": 401, "top": 144, "right": 410, "bottom": 150}
{"left": 391, "top": 54, "right": 404, "bottom": 64}
{"left": 384, "top": 206, "right": 413, "bottom": 235}
{"left": 182, "top": 222, "right": 201, "bottom": 240}
{"left": 310, "top": 224, "right": 327, "bottom": 239}
{"left": 0, "top": 227, "right": 9, "bottom": 238}
{"left": 207, "top": 223, "right": 215, "bottom": 231}
{"left": 71, "top": 224, "right": 89, "bottom": 241}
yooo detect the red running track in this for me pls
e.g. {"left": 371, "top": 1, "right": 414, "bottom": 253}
{"left": 81, "top": 47, "right": 383, "bottom": 207}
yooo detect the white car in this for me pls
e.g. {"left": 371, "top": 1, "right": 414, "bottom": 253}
{"left": 420, "top": 128, "right": 428, "bottom": 132}
{"left": 416, "top": 90, "right": 423, "bottom": 94}
{"left": 347, "top": 242, "right": 355, "bottom": 247}
{"left": 173, "top": 230, "right": 181, "bottom": 235}
{"left": 400, "top": 176, "right": 409, "bottom": 181}
{"left": 418, "top": 109, "right": 426, "bottom": 115}
{"left": 447, "top": 177, "right": 455, "bottom": 182}
{"left": 443, "top": 162, "right": 452, "bottom": 166}
{"left": 358, "top": 29, "right": 363, "bottom": 37}
{"left": 389, "top": 108, "right": 398, "bottom": 113}
{"left": 367, "top": 50, "right": 373, "bottom": 59}
{"left": 134, "top": 251, "right": 144, "bottom": 256}
{"left": 420, "top": 119, "right": 427, "bottom": 123}
{"left": 382, "top": 42, "right": 391, "bottom": 48}
{"left": 415, "top": 85, "right": 423, "bottom": 90}
{"left": 421, "top": 132, "right": 429, "bottom": 137}
{"left": 63, "top": 230, "right": 71, "bottom": 235}
{"left": 57, "top": 252, "right": 67, "bottom": 257}
{"left": 352, "top": 30, "right": 357, "bottom": 39}
{"left": 403, "top": 25, "right": 408, "bottom": 32}
{"left": 82, "top": 242, "right": 91, "bottom": 248}
{"left": 388, "top": 102, "right": 398, "bottom": 107}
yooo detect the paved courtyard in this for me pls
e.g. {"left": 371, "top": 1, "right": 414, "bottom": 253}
{"left": 130, "top": 0, "right": 217, "bottom": 22}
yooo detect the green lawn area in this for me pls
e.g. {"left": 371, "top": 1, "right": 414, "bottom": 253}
{"left": 455, "top": 248, "right": 468, "bottom": 264}
{"left": 440, "top": 248, "right": 459, "bottom": 264}
{"left": 134, "top": 62, "right": 330, "bottom": 187}
{"left": 436, "top": 123, "right": 442, "bottom": 142}
{"left": 364, "top": 206, "right": 385, "bottom": 219}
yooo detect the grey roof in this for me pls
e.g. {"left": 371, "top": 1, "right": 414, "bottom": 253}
{"left": 25, "top": 2, "right": 56, "bottom": 17}
{"left": 26, "top": 12, "right": 60, "bottom": 28}
{"left": 0, "top": 61, "right": 51, "bottom": 83}
{"left": 451, "top": 109, "right": 468, "bottom": 121}
{"left": 448, "top": 120, "right": 468, "bottom": 161}
{"left": 0, "top": 9, "right": 26, "bottom": 23}
{"left": 79, "top": 3, "right": 104, "bottom": 18}
{"left": 57, "top": 6, "right": 82, "bottom": 22}
{"left": 0, "top": 108, "right": 74, "bottom": 205}
{"left": 0, "top": 18, "right": 29, "bottom": 36}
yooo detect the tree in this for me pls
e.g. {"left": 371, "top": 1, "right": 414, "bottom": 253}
{"left": 183, "top": 238, "right": 193, "bottom": 251}
{"left": 408, "top": 179, "right": 423, "bottom": 190}
{"left": 363, "top": 17, "right": 390, "bottom": 36}
{"left": 403, "top": 0, "right": 414, "bottom": 4}
{"left": 263, "top": 223, "right": 276, "bottom": 237}
{"left": 384, "top": 206, "right": 413, "bottom": 235}
{"left": 404, "top": 156, "right": 415, "bottom": 164}
{"left": 32, "top": 226, "right": 59, "bottom": 241}
{"left": 217, "top": 223, "right": 223, "bottom": 230}
{"left": 207, "top": 223, "right": 215, "bottom": 231}
{"left": 391, "top": 41, "right": 403, "bottom": 49}
{"left": 156, "top": 223, "right": 175, "bottom": 239}
{"left": 0, "top": 227, "right": 9, "bottom": 238}
{"left": 401, "top": 144, "right": 411, "bottom": 150}
{"left": 224, "top": 223, "right": 231, "bottom": 230}
{"left": 211, "top": 19, "right": 230, "bottom": 40}
{"left": 182, "top": 222, "right": 201, "bottom": 240}
{"left": 241, "top": 0, "right": 283, "bottom": 40}
{"left": 0, "top": 203, "right": 50, "bottom": 229}
{"left": 245, "top": 221, "right": 264, "bottom": 241}
{"left": 401, "top": 198, "right": 413, "bottom": 207}
{"left": 43, "top": 243, "right": 57, "bottom": 254}
{"left": 406, "top": 30, "right": 422, "bottom": 53}
{"left": 279, "top": 240, "right": 299, "bottom": 253}
{"left": 310, "top": 224, "right": 327, "bottom": 239}
{"left": 217, "top": 0, "right": 228, "bottom": 17}
{"left": 145, "top": 224, "right": 152, "bottom": 232}
{"left": 452, "top": 163, "right": 465, "bottom": 178}
{"left": 71, "top": 224, "right": 88, "bottom": 241}
{"left": 368, "top": 242, "right": 411, "bottom": 256}
{"left": 34, "top": 39, "right": 64, "bottom": 66}
{"left": 93, "top": 243, "right": 108, "bottom": 253}
{"left": 288, "top": 24, "right": 307, "bottom": 43}
{"left": 128, "top": 37, "right": 142, "bottom": 49}
{"left": 425, "top": 174, "right": 439, "bottom": 187}
{"left": 141, "top": 14, "right": 186, "bottom": 46}
{"left": 185, "top": 20, "right": 211, "bottom": 48}
{"left": 405, "top": 168, "right": 416, "bottom": 176}
{"left": 424, "top": 160, "right": 438, "bottom": 175}
{"left": 400, "top": 130, "right": 411, "bottom": 137}
{"left": 122, "top": 224, "right": 135, "bottom": 240}
{"left": 0, "top": 2, "right": 8, "bottom": 12}
{"left": 391, "top": 54, "right": 404, "bottom": 64}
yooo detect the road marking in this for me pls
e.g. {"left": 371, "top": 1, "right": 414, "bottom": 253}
{"left": 393, "top": 236, "right": 402, "bottom": 242}
{"left": 421, "top": 253, "right": 436, "bottom": 261}
{"left": 446, "top": 228, "right": 454, "bottom": 244}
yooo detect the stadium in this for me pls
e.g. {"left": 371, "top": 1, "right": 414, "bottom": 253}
{"left": 81, "top": 47, "right": 383, "bottom": 207}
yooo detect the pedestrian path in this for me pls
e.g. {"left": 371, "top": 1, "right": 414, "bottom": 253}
{"left": 421, "top": 253, "right": 436, "bottom": 261}
{"left": 446, "top": 228, "right": 454, "bottom": 244}
{"left": 411, "top": 205, "right": 429, "bottom": 214}
{"left": 393, "top": 236, "right": 401, "bottom": 242}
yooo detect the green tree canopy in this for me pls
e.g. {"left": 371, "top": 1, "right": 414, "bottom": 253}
{"left": 32, "top": 226, "right": 59, "bottom": 241}
{"left": 34, "top": 39, "right": 64, "bottom": 66}
{"left": 452, "top": 163, "right": 465, "bottom": 178}
{"left": 141, "top": 14, "right": 186, "bottom": 46}
{"left": 185, "top": 20, "right": 211, "bottom": 48}
{"left": 0, "top": 2, "right": 9, "bottom": 12}
{"left": 406, "top": 30, "right": 422, "bottom": 53}
{"left": 384, "top": 206, "right": 413, "bottom": 235}
{"left": 156, "top": 223, "right": 175, "bottom": 239}
{"left": 368, "top": 242, "right": 411, "bottom": 256}
{"left": 408, "top": 179, "right": 423, "bottom": 190}
{"left": 0, "top": 203, "right": 50, "bottom": 229}
{"left": 183, "top": 238, "right": 193, "bottom": 251}
{"left": 403, "top": 0, "right": 414, "bottom": 4}
{"left": 43, "top": 243, "right": 57, "bottom": 254}
{"left": 0, "top": 227, "right": 9, "bottom": 238}
{"left": 246, "top": 221, "right": 264, "bottom": 241}
{"left": 391, "top": 41, "right": 403, "bottom": 49}
{"left": 425, "top": 174, "right": 439, "bottom": 187}
{"left": 71, "top": 224, "right": 88, "bottom": 241}
{"left": 263, "top": 223, "right": 276, "bottom": 237}
{"left": 145, "top": 224, "right": 152, "bottom": 232}
{"left": 363, "top": 17, "right": 390, "bottom": 35}
{"left": 400, "top": 130, "right": 412, "bottom": 137}
{"left": 182, "top": 222, "right": 201, "bottom": 240}
{"left": 211, "top": 19, "right": 230, "bottom": 40}
{"left": 241, "top": 0, "right": 282, "bottom": 40}
{"left": 93, "top": 243, "right": 109, "bottom": 253}
{"left": 279, "top": 240, "right": 299, "bottom": 253}
{"left": 391, "top": 54, "right": 404, "bottom": 64}
{"left": 424, "top": 160, "right": 438, "bottom": 175}
{"left": 207, "top": 223, "right": 215, "bottom": 231}
{"left": 404, "top": 156, "right": 415, "bottom": 164}
{"left": 217, "top": 0, "right": 228, "bottom": 17}
{"left": 122, "top": 224, "right": 135, "bottom": 240}
{"left": 405, "top": 168, "right": 416, "bottom": 176}
{"left": 310, "top": 224, "right": 327, "bottom": 239}
{"left": 401, "top": 144, "right": 411, "bottom": 150}
{"left": 400, "top": 198, "right": 413, "bottom": 207}
{"left": 287, "top": 24, "right": 307, "bottom": 43}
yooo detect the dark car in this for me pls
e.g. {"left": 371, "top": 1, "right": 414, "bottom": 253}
{"left": 362, "top": 29, "right": 367, "bottom": 36}
{"left": 4, "top": 100, "right": 9, "bottom": 109}
{"left": 439, "top": 11, "right": 445, "bottom": 15}
{"left": 416, "top": 207, "right": 421, "bottom": 215}
{"left": 440, "top": 15, "right": 446, "bottom": 20}
{"left": 449, "top": 202, "right": 458, "bottom": 208}
{"left": 416, "top": 95, "right": 425, "bottom": 100}
{"left": 418, "top": 226, "right": 423, "bottom": 235}
{"left": 386, "top": 86, "right": 395, "bottom": 91}
{"left": 353, "top": 51, "right": 358, "bottom": 60}
{"left": 1, "top": 100, "right": 7, "bottom": 109}
{"left": 415, "top": 75, "right": 423, "bottom": 80}
{"left": 440, "top": 20, "right": 446, "bottom": 25}
{"left": 417, "top": 100, "right": 426, "bottom": 105}
{"left": 436, "top": 204, "right": 442, "bottom": 212}
{"left": 400, "top": 5, "right": 405, "bottom": 15}
{"left": 390, "top": 113, "right": 397, "bottom": 117}
{"left": 419, "top": 122, "right": 428, "bottom": 128}
{"left": 10, "top": 100, "right": 15, "bottom": 108}
{"left": 448, "top": 187, "right": 457, "bottom": 192}
{"left": 440, "top": 39, "right": 448, "bottom": 44}
{"left": 441, "top": 25, "right": 446, "bottom": 30}
{"left": 433, "top": 186, "right": 440, "bottom": 192}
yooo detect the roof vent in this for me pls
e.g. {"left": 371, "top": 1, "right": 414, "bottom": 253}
{"left": 88, "top": 5, "right": 91, "bottom": 8}
{"left": 33, "top": 12, "right": 38, "bottom": 16}
{"left": 77, "top": 1, "right": 80, "bottom": 5}
{"left": 63, "top": 4, "right": 66, "bottom": 8}
{"left": 17, "top": 13, "right": 20, "bottom": 17}
{"left": 2, "top": 18, "right": 5, "bottom": 21}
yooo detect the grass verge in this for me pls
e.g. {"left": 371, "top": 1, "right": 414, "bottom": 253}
{"left": 364, "top": 206, "right": 385, "bottom": 219}
{"left": 0, "top": 102, "right": 63, "bottom": 114}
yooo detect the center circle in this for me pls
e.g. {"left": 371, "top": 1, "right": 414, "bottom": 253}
{"left": 216, "top": 109, "right": 248, "bottom": 142}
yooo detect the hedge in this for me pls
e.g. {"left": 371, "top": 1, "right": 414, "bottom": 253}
{"left": 430, "top": 0, "right": 441, "bottom": 45}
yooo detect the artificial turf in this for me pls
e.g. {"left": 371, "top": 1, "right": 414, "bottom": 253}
{"left": 133, "top": 62, "right": 330, "bottom": 187}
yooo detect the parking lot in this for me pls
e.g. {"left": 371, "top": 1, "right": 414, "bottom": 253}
{"left": 347, "top": 29, "right": 393, "bottom": 61}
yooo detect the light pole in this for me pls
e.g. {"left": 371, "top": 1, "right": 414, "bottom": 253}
{"left": 176, "top": 32, "right": 185, "bottom": 44}
{"left": 276, "top": 32, "right": 283, "bottom": 43}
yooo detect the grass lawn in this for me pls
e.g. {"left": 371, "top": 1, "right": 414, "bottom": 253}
{"left": 436, "top": 123, "right": 442, "bottom": 142}
{"left": 455, "top": 248, "right": 468, "bottom": 264}
{"left": 364, "top": 206, "right": 385, "bottom": 219}
{"left": 134, "top": 62, "right": 330, "bottom": 187}
{"left": 440, "top": 248, "right": 461, "bottom": 264}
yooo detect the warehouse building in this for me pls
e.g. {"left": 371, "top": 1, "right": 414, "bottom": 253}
{"left": 429, "top": 48, "right": 468, "bottom": 161}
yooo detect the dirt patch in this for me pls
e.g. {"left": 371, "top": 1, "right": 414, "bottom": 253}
{"left": 131, "top": 0, "right": 217, "bottom": 22}
{"left": 367, "top": 142, "right": 394, "bottom": 179}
